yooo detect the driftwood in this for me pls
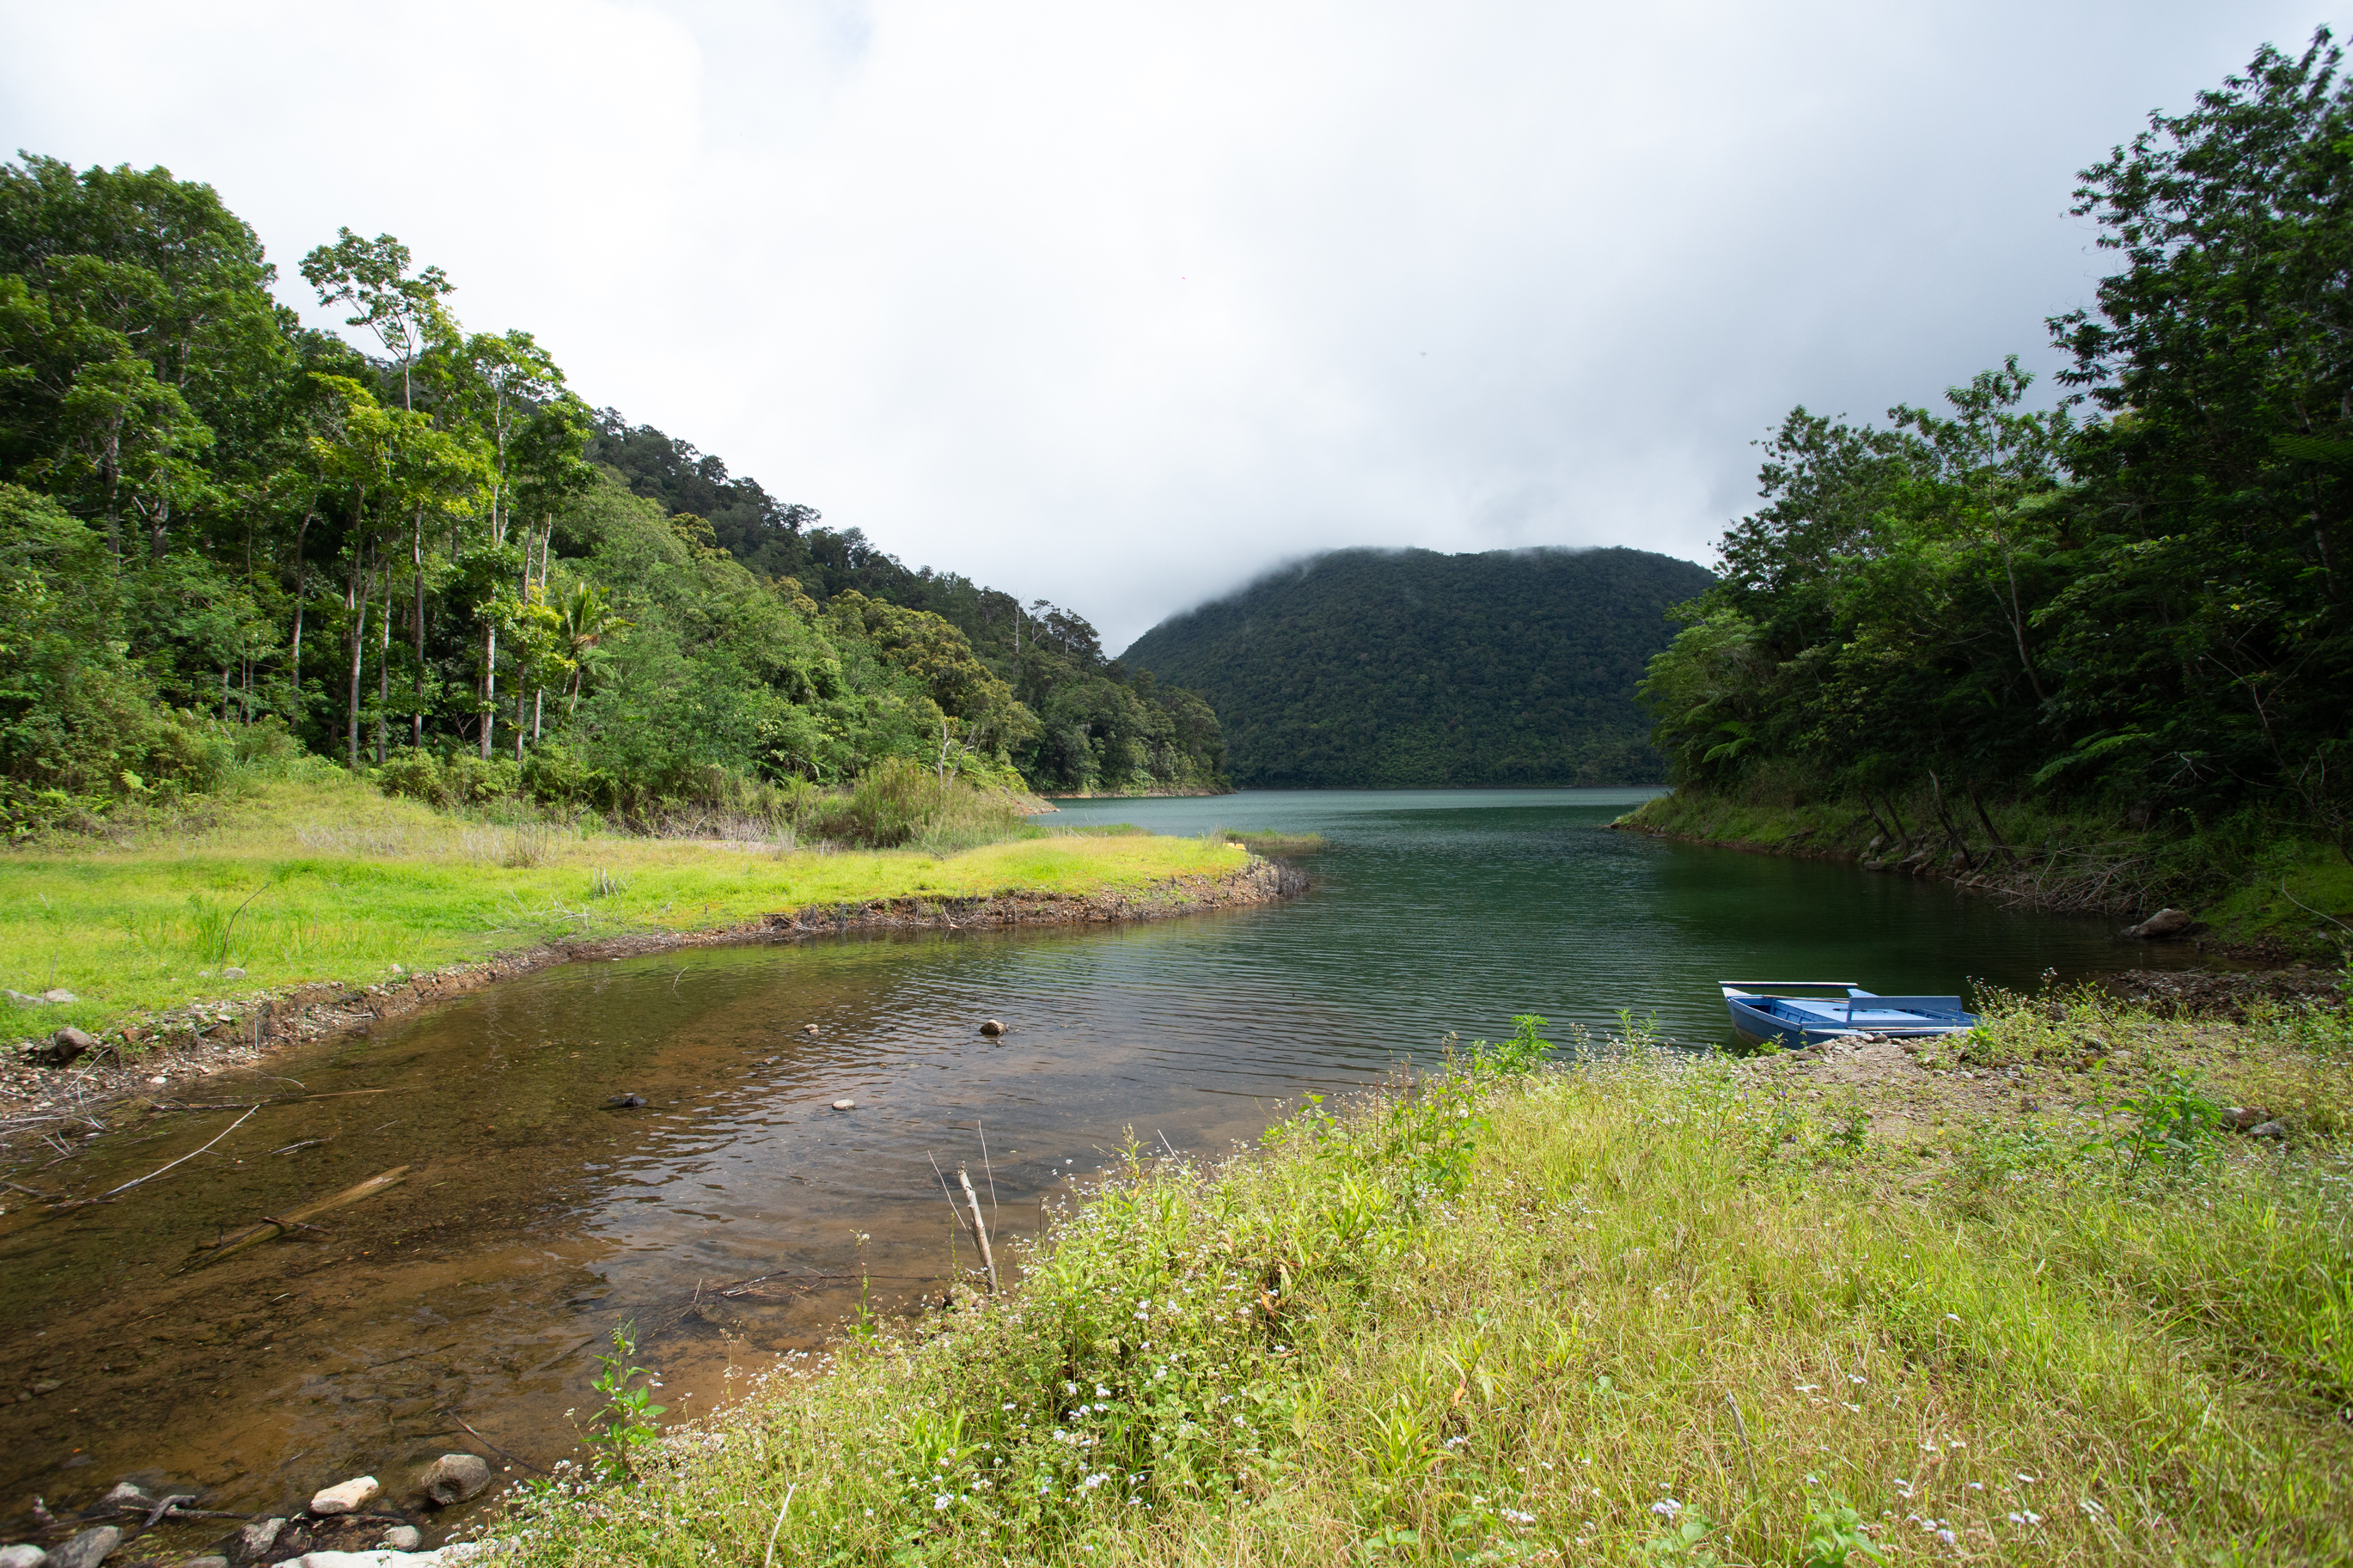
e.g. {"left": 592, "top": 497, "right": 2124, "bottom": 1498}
{"left": 199, "top": 1165, "right": 409, "bottom": 1265}
{"left": 956, "top": 1163, "right": 999, "bottom": 1294}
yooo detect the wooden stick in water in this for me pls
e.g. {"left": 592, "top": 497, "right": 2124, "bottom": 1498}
{"left": 199, "top": 1165, "right": 410, "bottom": 1265}
{"left": 956, "top": 1163, "right": 999, "bottom": 1294}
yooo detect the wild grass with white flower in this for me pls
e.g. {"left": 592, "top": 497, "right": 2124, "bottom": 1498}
{"left": 496, "top": 988, "right": 2352, "bottom": 1565}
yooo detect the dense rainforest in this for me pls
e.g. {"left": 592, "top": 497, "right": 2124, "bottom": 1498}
{"left": 1122, "top": 546, "right": 1711, "bottom": 788}
{"left": 0, "top": 155, "right": 1224, "bottom": 833}
{"left": 1639, "top": 34, "right": 2353, "bottom": 888}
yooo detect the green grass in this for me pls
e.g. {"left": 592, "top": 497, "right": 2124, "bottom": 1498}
{"left": 498, "top": 998, "right": 2353, "bottom": 1566}
{"left": 0, "top": 769, "right": 1246, "bottom": 1042}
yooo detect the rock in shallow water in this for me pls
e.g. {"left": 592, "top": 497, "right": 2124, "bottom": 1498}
{"left": 231, "top": 1516, "right": 282, "bottom": 1564}
{"left": 309, "top": 1476, "right": 380, "bottom": 1516}
{"left": 93, "top": 1483, "right": 150, "bottom": 1516}
{"left": 418, "top": 1453, "right": 491, "bottom": 1505}
{"left": 45, "top": 1528, "right": 118, "bottom": 1568}
{"left": 382, "top": 1526, "right": 423, "bottom": 1550}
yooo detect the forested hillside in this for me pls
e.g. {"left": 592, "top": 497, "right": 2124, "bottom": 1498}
{"left": 1122, "top": 546, "right": 1711, "bottom": 788}
{"left": 582, "top": 412, "right": 1224, "bottom": 794}
{"left": 0, "top": 154, "right": 1223, "bottom": 832}
{"left": 1637, "top": 34, "right": 2353, "bottom": 896}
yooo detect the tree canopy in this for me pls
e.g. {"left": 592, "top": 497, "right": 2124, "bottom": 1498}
{"left": 0, "top": 153, "right": 1225, "bottom": 826}
{"left": 1641, "top": 32, "right": 2353, "bottom": 845}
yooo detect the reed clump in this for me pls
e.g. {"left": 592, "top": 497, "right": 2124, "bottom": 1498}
{"left": 496, "top": 998, "right": 2353, "bottom": 1566}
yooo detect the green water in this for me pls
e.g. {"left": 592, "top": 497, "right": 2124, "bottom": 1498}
{"left": 0, "top": 788, "right": 2197, "bottom": 1543}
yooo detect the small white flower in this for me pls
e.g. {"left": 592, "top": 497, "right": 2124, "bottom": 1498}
{"left": 2080, "top": 1498, "right": 2105, "bottom": 1517}
{"left": 1936, "top": 1528, "right": 1956, "bottom": 1546}
{"left": 932, "top": 1496, "right": 951, "bottom": 1511}
{"left": 1650, "top": 1499, "right": 1682, "bottom": 1519}
{"left": 1501, "top": 1508, "right": 1536, "bottom": 1525}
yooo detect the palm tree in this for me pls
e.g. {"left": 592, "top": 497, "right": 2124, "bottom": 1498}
{"left": 558, "top": 583, "right": 631, "bottom": 715}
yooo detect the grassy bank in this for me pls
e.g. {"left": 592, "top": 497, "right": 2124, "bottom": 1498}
{"left": 0, "top": 766, "right": 1245, "bottom": 1043}
{"left": 499, "top": 990, "right": 2353, "bottom": 1566}
{"left": 1619, "top": 787, "right": 2353, "bottom": 959}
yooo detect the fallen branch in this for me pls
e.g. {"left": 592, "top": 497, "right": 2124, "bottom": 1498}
{"left": 197, "top": 1165, "right": 409, "bottom": 1266}
{"left": 73, "top": 1105, "right": 257, "bottom": 1205}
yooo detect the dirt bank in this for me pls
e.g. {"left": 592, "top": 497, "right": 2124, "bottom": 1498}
{"left": 0, "top": 857, "right": 1305, "bottom": 1144}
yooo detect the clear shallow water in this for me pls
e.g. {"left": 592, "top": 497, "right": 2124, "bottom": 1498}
{"left": 0, "top": 788, "right": 2196, "bottom": 1544}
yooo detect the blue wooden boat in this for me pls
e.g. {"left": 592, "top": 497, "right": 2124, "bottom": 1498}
{"left": 1720, "top": 980, "right": 1978, "bottom": 1048}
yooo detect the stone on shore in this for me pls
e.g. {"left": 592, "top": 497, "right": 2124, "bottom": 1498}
{"left": 417, "top": 1452, "right": 491, "bottom": 1505}
{"left": 2128, "top": 907, "right": 2193, "bottom": 938}
{"left": 0, "top": 1543, "right": 49, "bottom": 1568}
{"left": 28, "top": 1026, "right": 98, "bottom": 1065}
{"left": 231, "top": 1517, "right": 283, "bottom": 1564}
{"left": 44, "top": 1528, "right": 118, "bottom": 1568}
{"left": 309, "top": 1476, "right": 380, "bottom": 1516}
{"left": 41, "top": 989, "right": 77, "bottom": 1004}
{"left": 94, "top": 1483, "right": 150, "bottom": 1515}
{"left": 381, "top": 1526, "right": 423, "bottom": 1550}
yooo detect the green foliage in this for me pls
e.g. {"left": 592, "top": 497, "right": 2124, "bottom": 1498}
{"left": 0, "top": 155, "right": 1226, "bottom": 827}
{"left": 1641, "top": 35, "right": 2353, "bottom": 867}
{"left": 1798, "top": 1486, "right": 1883, "bottom": 1566}
{"left": 585, "top": 1321, "right": 667, "bottom": 1483}
{"left": 1124, "top": 545, "right": 1710, "bottom": 788}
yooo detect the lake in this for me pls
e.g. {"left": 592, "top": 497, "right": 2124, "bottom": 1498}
{"left": 0, "top": 788, "right": 2194, "bottom": 1546}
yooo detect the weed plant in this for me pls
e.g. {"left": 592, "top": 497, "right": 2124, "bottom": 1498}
{"left": 497, "top": 999, "right": 2353, "bottom": 1565}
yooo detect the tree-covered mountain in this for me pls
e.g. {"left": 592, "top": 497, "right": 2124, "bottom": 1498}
{"left": 1121, "top": 546, "right": 1713, "bottom": 788}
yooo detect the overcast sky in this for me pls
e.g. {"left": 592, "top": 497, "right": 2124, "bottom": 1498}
{"left": 1, "top": 2, "right": 2330, "bottom": 649}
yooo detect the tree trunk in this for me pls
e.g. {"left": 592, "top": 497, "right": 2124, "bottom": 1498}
{"left": 413, "top": 508, "right": 426, "bottom": 749}
{"left": 376, "top": 561, "right": 391, "bottom": 765}
{"left": 480, "top": 622, "right": 498, "bottom": 760}
{"left": 346, "top": 565, "right": 369, "bottom": 769}
{"left": 289, "top": 503, "right": 315, "bottom": 721}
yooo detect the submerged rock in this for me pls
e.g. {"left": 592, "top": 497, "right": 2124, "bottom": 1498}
{"left": 417, "top": 1453, "right": 490, "bottom": 1506}
{"left": 44, "top": 1528, "right": 117, "bottom": 1568}
{"left": 602, "top": 1094, "right": 647, "bottom": 1109}
{"left": 309, "top": 1477, "right": 379, "bottom": 1516}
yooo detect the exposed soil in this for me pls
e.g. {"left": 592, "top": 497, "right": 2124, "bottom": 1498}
{"left": 0, "top": 857, "right": 1305, "bottom": 1150}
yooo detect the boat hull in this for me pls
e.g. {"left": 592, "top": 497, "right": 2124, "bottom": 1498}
{"left": 1723, "top": 989, "right": 1978, "bottom": 1049}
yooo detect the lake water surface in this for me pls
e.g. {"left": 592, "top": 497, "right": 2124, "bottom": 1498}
{"left": 0, "top": 788, "right": 2197, "bottom": 1546}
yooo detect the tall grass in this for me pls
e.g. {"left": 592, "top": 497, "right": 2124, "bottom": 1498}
{"left": 498, "top": 1004, "right": 2353, "bottom": 1566}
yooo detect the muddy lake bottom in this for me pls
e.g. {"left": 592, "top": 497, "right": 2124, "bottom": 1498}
{"left": 0, "top": 788, "right": 2211, "bottom": 1553}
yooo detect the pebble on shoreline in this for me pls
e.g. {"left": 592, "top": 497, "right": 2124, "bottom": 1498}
{"left": 309, "top": 1476, "right": 380, "bottom": 1516}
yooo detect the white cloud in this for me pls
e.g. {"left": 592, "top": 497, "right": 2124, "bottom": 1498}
{"left": 1, "top": 0, "right": 2331, "bottom": 646}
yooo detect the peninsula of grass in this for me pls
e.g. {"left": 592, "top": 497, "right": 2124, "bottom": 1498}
{"left": 501, "top": 988, "right": 2353, "bottom": 1567}
{"left": 0, "top": 766, "right": 1247, "bottom": 1043}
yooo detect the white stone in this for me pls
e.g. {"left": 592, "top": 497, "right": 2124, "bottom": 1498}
{"left": 309, "top": 1475, "right": 380, "bottom": 1515}
{"left": 382, "top": 1528, "right": 422, "bottom": 1551}
{"left": 832, "top": 1099, "right": 856, "bottom": 1110}
{"left": 0, "top": 1543, "right": 49, "bottom": 1568}
{"left": 222, "top": 967, "right": 247, "bottom": 979}
{"left": 40, "top": 990, "right": 76, "bottom": 1004}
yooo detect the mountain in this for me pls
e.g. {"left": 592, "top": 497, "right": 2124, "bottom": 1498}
{"left": 1120, "top": 546, "right": 1713, "bottom": 789}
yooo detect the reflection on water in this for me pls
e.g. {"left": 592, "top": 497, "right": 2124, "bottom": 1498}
{"left": 0, "top": 788, "right": 2197, "bottom": 1543}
